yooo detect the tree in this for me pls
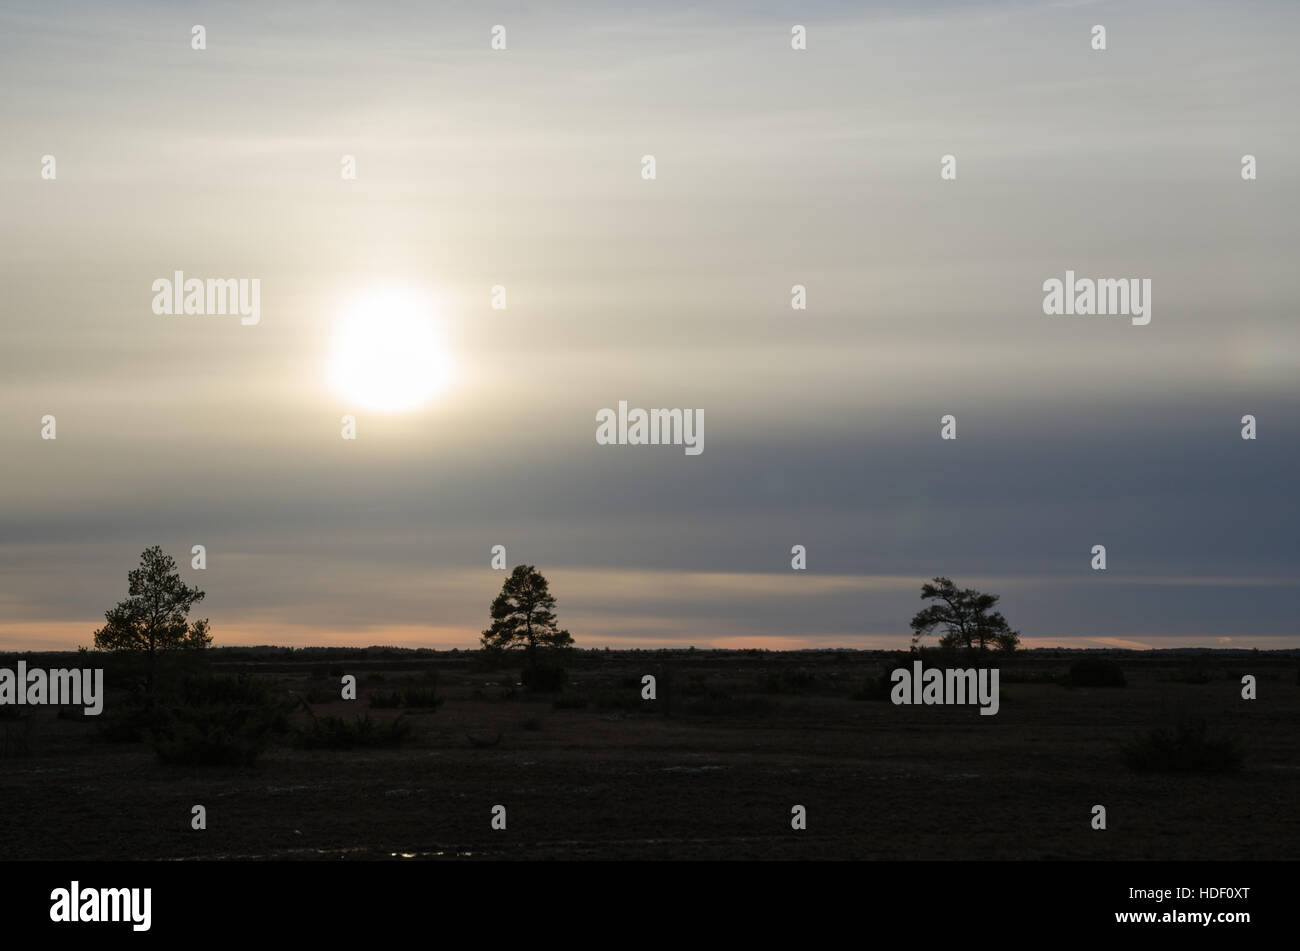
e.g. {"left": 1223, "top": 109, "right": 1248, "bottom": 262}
{"left": 481, "top": 565, "right": 573, "bottom": 671}
{"left": 909, "top": 577, "right": 1020, "bottom": 653}
{"left": 92, "top": 546, "right": 212, "bottom": 672}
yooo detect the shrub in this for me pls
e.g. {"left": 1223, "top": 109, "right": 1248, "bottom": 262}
{"left": 1067, "top": 657, "right": 1126, "bottom": 687}
{"left": 913, "top": 644, "right": 960, "bottom": 668}
{"left": 757, "top": 669, "right": 819, "bottom": 694}
{"left": 97, "top": 690, "right": 153, "bottom": 742}
{"left": 368, "top": 686, "right": 442, "bottom": 710}
{"left": 850, "top": 669, "right": 894, "bottom": 701}
{"left": 400, "top": 686, "right": 440, "bottom": 708}
{"left": 999, "top": 668, "right": 1062, "bottom": 684}
{"left": 521, "top": 665, "right": 567, "bottom": 693}
{"left": 471, "top": 647, "right": 515, "bottom": 672}
{"left": 684, "top": 691, "right": 779, "bottom": 717}
{"left": 1170, "top": 656, "right": 1214, "bottom": 684}
{"left": 1121, "top": 717, "right": 1243, "bottom": 774}
{"left": 0, "top": 712, "right": 34, "bottom": 758}
{"left": 110, "top": 649, "right": 208, "bottom": 690}
{"left": 593, "top": 691, "right": 640, "bottom": 713}
{"left": 301, "top": 685, "right": 338, "bottom": 704}
{"left": 149, "top": 674, "right": 290, "bottom": 766}
{"left": 294, "top": 713, "right": 413, "bottom": 750}
{"left": 680, "top": 675, "right": 709, "bottom": 698}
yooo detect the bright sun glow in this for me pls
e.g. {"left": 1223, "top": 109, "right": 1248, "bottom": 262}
{"left": 329, "top": 287, "right": 453, "bottom": 412}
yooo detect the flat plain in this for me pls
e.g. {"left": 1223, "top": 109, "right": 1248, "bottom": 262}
{"left": 1, "top": 648, "right": 1296, "bottom": 860}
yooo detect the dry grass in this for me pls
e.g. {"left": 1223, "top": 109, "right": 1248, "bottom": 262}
{"left": 0, "top": 649, "right": 1296, "bottom": 860}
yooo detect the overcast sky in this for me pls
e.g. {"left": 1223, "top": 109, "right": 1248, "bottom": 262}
{"left": 2, "top": 0, "right": 1297, "bottom": 651}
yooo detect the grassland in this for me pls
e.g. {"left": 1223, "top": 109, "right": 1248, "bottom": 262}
{"left": 1, "top": 648, "right": 1296, "bottom": 860}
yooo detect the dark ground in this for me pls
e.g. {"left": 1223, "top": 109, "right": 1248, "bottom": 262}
{"left": 1, "top": 647, "right": 1296, "bottom": 860}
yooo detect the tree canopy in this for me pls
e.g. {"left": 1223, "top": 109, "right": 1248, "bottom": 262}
{"left": 481, "top": 565, "right": 573, "bottom": 667}
{"left": 92, "top": 545, "right": 212, "bottom": 658}
{"left": 909, "top": 576, "right": 1019, "bottom": 652}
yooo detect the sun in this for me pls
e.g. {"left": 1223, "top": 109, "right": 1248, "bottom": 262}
{"left": 329, "top": 287, "right": 454, "bottom": 412}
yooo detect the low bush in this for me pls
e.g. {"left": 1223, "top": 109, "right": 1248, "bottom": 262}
{"left": 148, "top": 674, "right": 290, "bottom": 766}
{"left": 850, "top": 670, "right": 894, "bottom": 701}
{"left": 97, "top": 692, "right": 154, "bottom": 742}
{"left": 684, "top": 691, "right": 779, "bottom": 717}
{"left": 521, "top": 665, "right": 568, "bottom": 693}
{"left": 1170, "top": 656, "right": 1214, "bottom": 684}
{"left": 368, "top": 686, "right": 443, "bottom": 710}
{"left": 299, "top": 684, "right": 340, "bottom": 705}
{"left": 402, "top": 685, "right": 440, "bottom": 707}
{"left": 294, "top": 713, "right": 413, "bottom": 750}
{"left": 1067, "top": 657, "right": 1126, "bottom": 687}
{"left": 756, "top": 669, "right": 819, "bottom": 694}
{"left": 593, "top": 691, "right": 640, "bottom": 713}
{"left": 0, "top": 712, "right": 34, "bottom": 758}
{"left": 1121, "top": 717, "right": 1243, "bottom": 774}
{"left": 999, "top": 668, "right": 1062, "bottom": 685}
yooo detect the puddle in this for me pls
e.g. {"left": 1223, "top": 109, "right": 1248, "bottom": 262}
{"left": 390, "top": 851, "right": 475, "bottom": 858}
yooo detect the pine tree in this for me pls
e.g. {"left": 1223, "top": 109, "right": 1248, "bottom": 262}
{"left": 481, "top": 565, "right": 573, "bottom": 672}
{"left": 92, "top": 546, "right": 212, "bottom": 685}
{"left": 909, "top": 577, "right": 1019, "bottom": 653}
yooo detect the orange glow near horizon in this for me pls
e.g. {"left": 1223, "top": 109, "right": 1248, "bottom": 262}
{"left": 0, "top": 621, "right": 1293, "bottom": 654}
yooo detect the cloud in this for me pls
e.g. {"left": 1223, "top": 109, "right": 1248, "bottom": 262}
{"left": 1083, "top": 637, "right": 1154, "bottom": 651}
{"left": 1, "top": 0, "right": 1297, "bottom": 650}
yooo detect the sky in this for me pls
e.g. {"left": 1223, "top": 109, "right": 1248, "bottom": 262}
{"left": 1, "top": 0, "right": 1297, "bottom": 652}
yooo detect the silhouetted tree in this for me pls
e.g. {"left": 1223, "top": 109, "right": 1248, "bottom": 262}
{"left": 909, "top": 577, "right": 1019, "bottom": 652}
{"left": 481, "top": 565, "right": 573, "bottom": 673}
{"left": 92, "top": 546, "right": 211, "bottom": 683}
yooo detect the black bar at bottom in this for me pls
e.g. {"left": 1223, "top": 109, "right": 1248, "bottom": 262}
{"left": 4, "top": 860, "right": 1280, "bottom": 939}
